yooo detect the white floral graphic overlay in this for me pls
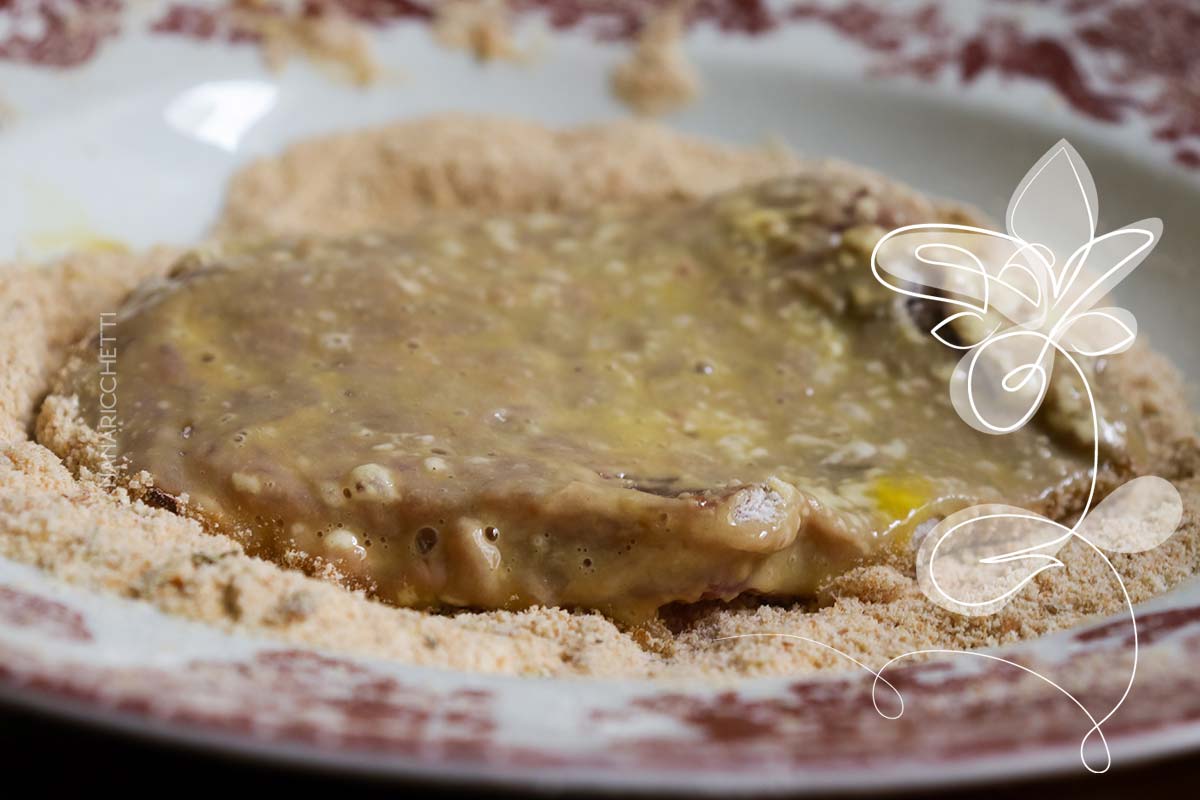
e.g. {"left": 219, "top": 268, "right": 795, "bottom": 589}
{"left": 868, "top": 140, "right": 1181, "bottom": 771}
{"left": 726, "top": 141, "right": 1182, "bottom": 775}
{"left": 872, "top": 139, "right": 1156, "bottom": 439}
{"left": 870, "top": 140, "right": 1180, "bottom": 617}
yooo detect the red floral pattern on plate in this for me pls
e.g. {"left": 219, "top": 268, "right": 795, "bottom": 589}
{"left": 1, "top": 581, "right": 1200, "bottom": 790}
{"left": 0, "top": 586, "right": 91, "bottom": 642}
{"left": 2, "top": 1, "right": 1196, "bottom": 167}
{"left": 0, "top": 0, "right": 121, "bottom": 68}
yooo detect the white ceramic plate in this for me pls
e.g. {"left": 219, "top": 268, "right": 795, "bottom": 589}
{"left": 2, "top": 1, "right": 1199, "bottom": 793}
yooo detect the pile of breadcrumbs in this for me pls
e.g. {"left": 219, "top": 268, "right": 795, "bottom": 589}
{"left": 2, "top": 115, "right": 1198, "bottom": 679}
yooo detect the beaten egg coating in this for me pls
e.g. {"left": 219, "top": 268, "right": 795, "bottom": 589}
{"left": 48, "top": 174, "right": 1120, "bottom": 619}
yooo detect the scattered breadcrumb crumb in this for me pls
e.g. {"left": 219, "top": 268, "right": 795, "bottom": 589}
{"left": 433, "top": 0, "right": 527, "bottom": 63}
{"left": 235, "top": 0, "right": 379, "bottom": 86}
{"left": 0, "top": 92, "right": 16, "bottom": 128}
{"left": 610, "top": 1, "right": 701, "bottom": 117}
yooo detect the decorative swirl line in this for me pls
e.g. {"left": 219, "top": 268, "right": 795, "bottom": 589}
{"left": 717, "top": 632, "right": 1123, "bottom": 773}
{"left": 722, "top": 140, "right": 1180, "bottom": 774}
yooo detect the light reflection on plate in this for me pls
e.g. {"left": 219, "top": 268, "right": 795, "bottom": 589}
{"left": 164, "top": 80, "right": 278, "bottom": 152}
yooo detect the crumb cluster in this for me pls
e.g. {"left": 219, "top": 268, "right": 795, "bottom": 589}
{"left": 610, "top": 1, "right": 701, "bottom": 117}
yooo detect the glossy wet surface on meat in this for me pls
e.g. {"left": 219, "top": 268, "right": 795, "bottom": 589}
{"left": 50, "top": 173, "right": 1108, "bottom": 618}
